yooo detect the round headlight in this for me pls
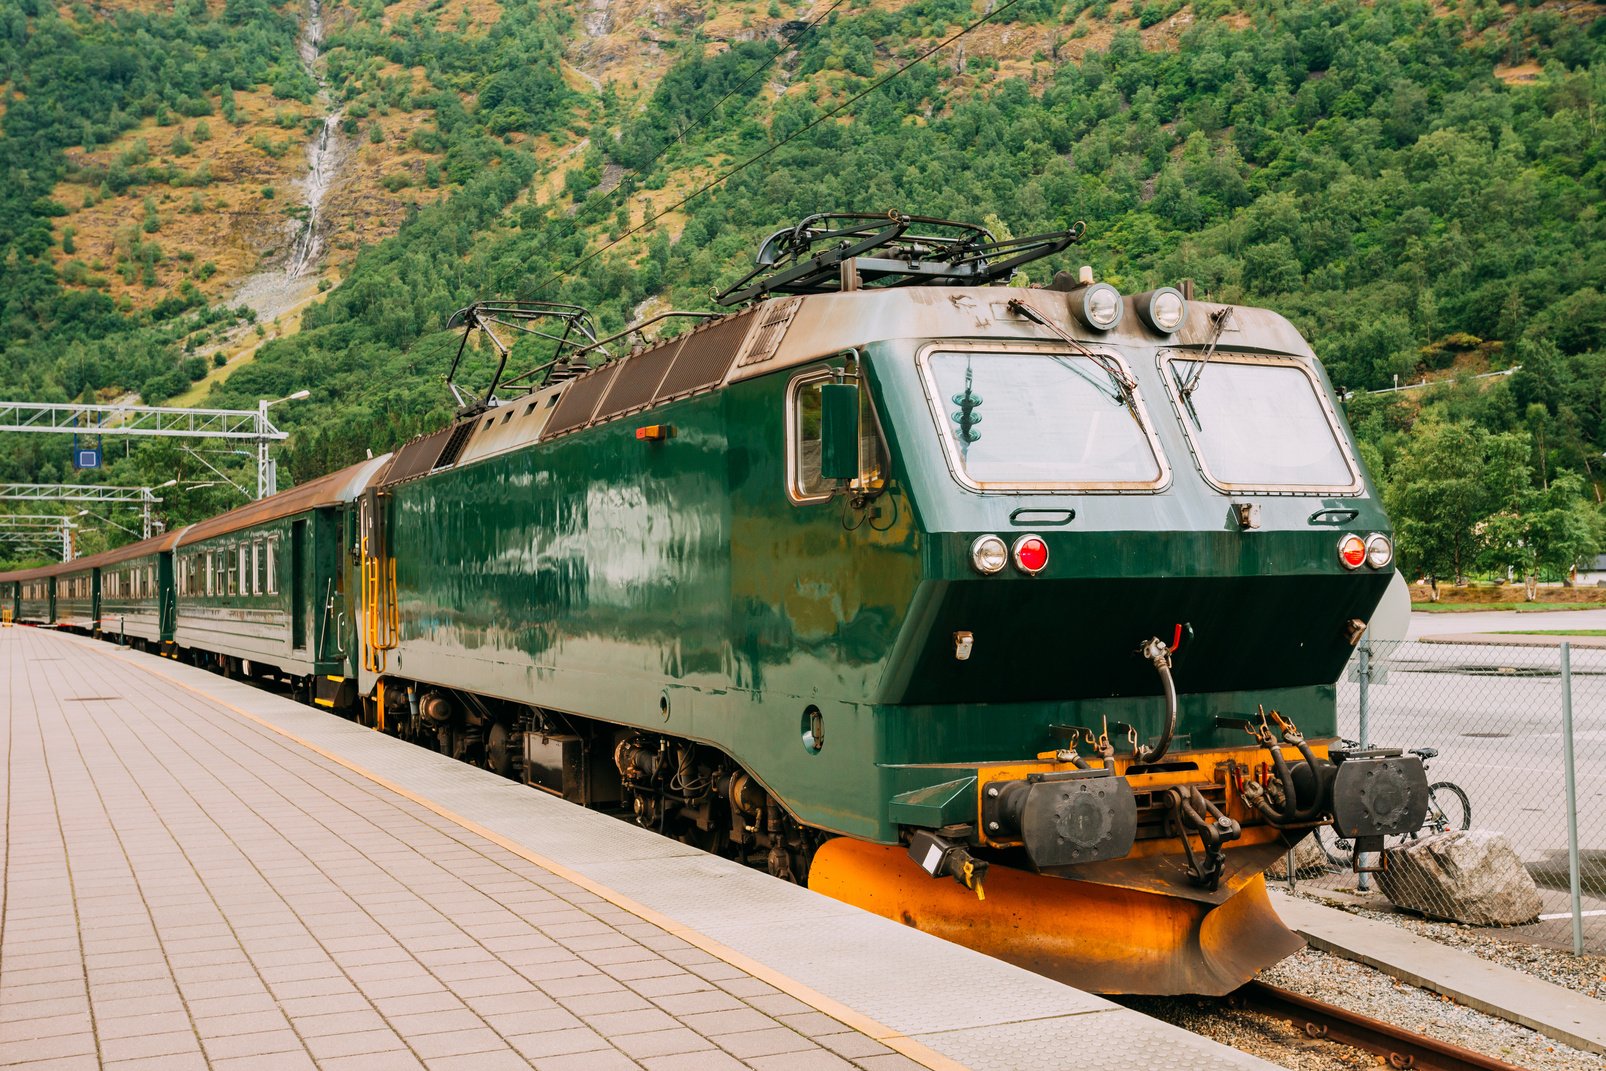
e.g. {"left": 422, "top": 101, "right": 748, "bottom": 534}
{"left": 1012, "top": 534, "right": 1049, "bottom": 575}
{"left": 1365, "top": 533, "right": 1393, "bottom": 570}
{"left": 971, "top": 534, "right": 1008, "bottom": 575}
{"left": 1338, "top": 534, "right": 1366, "bottom": 570}
{"left": 1069, "top": 282, "right": 1125, "bottom": 331}
{"left": 1135, "top": 287, "right": 1187, "bottom": 333}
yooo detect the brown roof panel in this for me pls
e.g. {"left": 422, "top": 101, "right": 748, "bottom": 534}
{"left": 177, "top": 454, "right": 392, "bottom": 547}
{"left": 62, "top": 525, "right": 195, "bottom": 572}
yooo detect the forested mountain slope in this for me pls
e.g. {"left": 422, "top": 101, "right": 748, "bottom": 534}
{"left": 1, "top": 0, "right": 1601, "bottom": 578}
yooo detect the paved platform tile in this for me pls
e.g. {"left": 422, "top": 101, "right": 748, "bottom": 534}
{"left": 0, "top": 628, "right": 989, "bottom": 1070}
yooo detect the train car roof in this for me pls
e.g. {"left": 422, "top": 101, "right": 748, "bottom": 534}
{"left": 69, "top": 526, "right": 196, "bottom": 571}
{"left": 0, "top": 525, "right": 195, "bottom": 584}
{"left": 176, "top": 453, "right": 393, "bottom": 547}
{"left": 0, "top": 562, "right": 63, "bottom": 583}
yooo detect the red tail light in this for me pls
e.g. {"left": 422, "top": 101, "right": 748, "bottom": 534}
{"left": 1338, "top": 534, "right": 1366, "bottom": 569}
{"left": 1013, "top": 535, "right": 1049, "bottom": 575}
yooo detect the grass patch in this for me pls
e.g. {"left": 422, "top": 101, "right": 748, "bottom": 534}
{"left": 1413, "top": 602, "right": 1604, "bottom": 613}
{"left": 1495, "top": 629, "right": 1606, "bottom": 637}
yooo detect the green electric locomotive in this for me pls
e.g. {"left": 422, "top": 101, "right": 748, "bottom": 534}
{"left": 350, "top": 213, "right": 1426, "bottom": 994}
{"left": 0, "top": 213, "right": 1428, "bottom": 995}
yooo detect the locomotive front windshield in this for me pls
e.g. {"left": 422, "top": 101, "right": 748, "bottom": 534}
{"left": 1166, "top": 355, "right": 1360, "bottom": 492}
{"left": 922, "top": 350, "right": 1164, "bottom": 489}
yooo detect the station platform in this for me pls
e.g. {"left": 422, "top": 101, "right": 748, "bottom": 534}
{"left": 0, "top": 627, "right": 1275, "bottom": 1071}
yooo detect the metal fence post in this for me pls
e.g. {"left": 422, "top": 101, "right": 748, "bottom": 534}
{"left": 1356, "top": 635, "right": 1372, "bottom": 892}
{"left": 1560, "top": 641, "right": 1584, "bottom": 955}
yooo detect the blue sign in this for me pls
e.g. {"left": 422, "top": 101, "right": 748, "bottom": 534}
{"left": 71, "top": 433, "right": 102, "bottom": 470}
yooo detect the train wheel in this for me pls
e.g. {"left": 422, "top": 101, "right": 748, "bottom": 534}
{"left": 487, "top": 723, "right": 513, "bottom": 778}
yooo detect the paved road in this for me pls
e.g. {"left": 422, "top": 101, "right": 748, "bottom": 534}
{"left": 1405, "top": 607, "right": 1606, "bottom": 639}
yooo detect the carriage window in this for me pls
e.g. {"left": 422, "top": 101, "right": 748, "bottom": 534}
{"left": 266, "top": 537, "right": 278, "bottom": 595}
{"left": 252, "top": 541, "right": 262, "bottom": 595}
{"left": 787, "top": 369, "right": 887, "bottom": 503}
{"left": 920, "top": 350, "right": 1165, "bottom": 489}
{"left": 1165, "top": 356, "right": 1359, "bottom": 492}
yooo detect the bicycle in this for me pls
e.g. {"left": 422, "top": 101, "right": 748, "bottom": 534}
{"left": 1313, "top": 742, "right": 1471, "bottom": 869}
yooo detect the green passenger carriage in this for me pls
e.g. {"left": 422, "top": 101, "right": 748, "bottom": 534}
{"left": 94, "top": 529, "right": 188, "bottom": 648}
{"left": 53, "top": 559, "right": 98, "bottom": 633}
{"left": 170, "top": 457, "right": 388, "bottom": 695}
{"left": 13, "top": 569, "right": 54, "bottom": 624}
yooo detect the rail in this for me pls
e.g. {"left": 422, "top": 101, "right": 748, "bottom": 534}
{"left": 1233, "top": 981, "right": 1526, "bottom": 1071}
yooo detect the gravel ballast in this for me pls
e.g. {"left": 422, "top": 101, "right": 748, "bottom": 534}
{"left": 1130, "top": 947, "right": 1602, "bottom": 1071}
{"left": 1260, "top": 948, "right": 1604, "bottom": 1071}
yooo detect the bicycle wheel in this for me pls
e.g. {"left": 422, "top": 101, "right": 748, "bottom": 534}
{"left": 1427, "top": 781, "right": 1471, "bottom": 833}
{"left": 1312, "top": 825, "right": 1353, "bottom": 869}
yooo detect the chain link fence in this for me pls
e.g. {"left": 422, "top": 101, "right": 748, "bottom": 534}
{"left": 1285, "top": 634, "right": 1606, "bottom": 953}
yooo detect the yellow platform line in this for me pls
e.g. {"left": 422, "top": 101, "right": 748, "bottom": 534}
{"left": 106, "top": 644, "right": 966, "bottom": 1071}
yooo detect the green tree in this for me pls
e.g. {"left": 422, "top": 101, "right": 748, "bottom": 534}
{"left": 1385, "top": 421, "right": 1529, "bottom": 596}
{"left": 1481, "top": 473, "right": 1604, "bottom": 599}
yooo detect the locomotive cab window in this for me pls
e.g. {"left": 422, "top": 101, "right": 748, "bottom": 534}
{"left": 918, "top": 346, "right": 1168, "bottom": 491}
{"left": 1163, "top": 353, "right": 1361, "bottom": 494}
{"left": 787, "top": 365, "right": 888, "bottom": 504}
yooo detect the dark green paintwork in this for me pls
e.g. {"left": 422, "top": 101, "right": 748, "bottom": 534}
{"left": 99, "top": 552, "right": 175, "bottom": 644}
{"left": 379, "top": 329, "right": 1391, "bottom": 844}
{"left": 174, "top": 511, "right": 347, "bottom": 675}
{"left": 53, "top": 565, "right": 98, "bottom": 632}
{"left": 16, "top": 577, "right": 53, "bottom": 623}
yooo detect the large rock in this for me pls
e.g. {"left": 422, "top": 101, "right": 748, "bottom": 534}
{"left": 1377, "top": 830, "right": 1543, "bottom": 925}
{"left": 1267, "top": 833, "right": 1329, "bottom": 880}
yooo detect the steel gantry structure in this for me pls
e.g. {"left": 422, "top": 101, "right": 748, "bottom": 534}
{"left": 0, "top": 483, "right": 166, "bottom": 539}
{"left": 0, "top": 514, "right": 78, "bottom": 561}
{"left": 0, "top": 400, "right": 292, "bottom": 498}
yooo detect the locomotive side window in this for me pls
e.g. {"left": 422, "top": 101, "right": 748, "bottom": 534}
{"left": 919, "top": 348, "right": 1167, "bottom": 491}
{"left": 1165, "top": 354, "right": 1361, "bottom": 494}
{"left": 787, "top": 367, "right": 887, "bottom": 504}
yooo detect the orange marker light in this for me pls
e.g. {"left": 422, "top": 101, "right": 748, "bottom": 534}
{"left": 635, "top": 424, "right": 675, "bottom": 441}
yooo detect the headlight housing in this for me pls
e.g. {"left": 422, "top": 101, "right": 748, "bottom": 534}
{"left": 1365, "top": 533, "right": 1393, "bottom": 570}
{"left": 1134, "top": 287, "right": 1187, "bottom": 334}
{"left": 1070, "top": 283, "right": 1124, "bottom": 331}
{"left": 971, "top": 534, "right": 1008, "bottom": 575}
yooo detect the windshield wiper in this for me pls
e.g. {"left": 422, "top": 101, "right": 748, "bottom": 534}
{"left": 1006, "top": 297, "right": 1138, "bottom": 411}
{"left": 1178, "top": 307, "right": 1235, "bottom": 400}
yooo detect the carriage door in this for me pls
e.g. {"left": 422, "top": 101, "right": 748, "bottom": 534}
{"left": 291, "top": 519, "right": 308, "bottom": 650}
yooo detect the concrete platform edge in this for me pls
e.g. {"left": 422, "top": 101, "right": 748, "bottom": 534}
{"left": 1270, "top": 890, "right": 1606, "bottom": 1055}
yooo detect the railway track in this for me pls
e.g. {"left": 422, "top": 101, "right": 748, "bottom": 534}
{"left": 1232, "top": 981, "right": 1527, "bottom": 1071}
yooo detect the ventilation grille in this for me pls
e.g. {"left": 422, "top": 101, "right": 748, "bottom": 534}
{"left": 594, "top": 337, "right": 684, "bottom": 422}
{"left": 737, "top": 297, "right": 801, "bottom": 368}
{"left": 384, "top": 427, "right": 454, "bottom": 484}
{"left": 654, "top": 310, "right": 755, "bottom": 401}
{"left": 432, "top": 419, "right": 478, "bottom": 471}
{"left": 545, "top": 364, "right": 620, "bottom": 437}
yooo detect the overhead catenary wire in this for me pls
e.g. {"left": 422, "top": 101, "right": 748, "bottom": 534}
{"left": 525, "top": 0, "right": 1035, "bottom": 300}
